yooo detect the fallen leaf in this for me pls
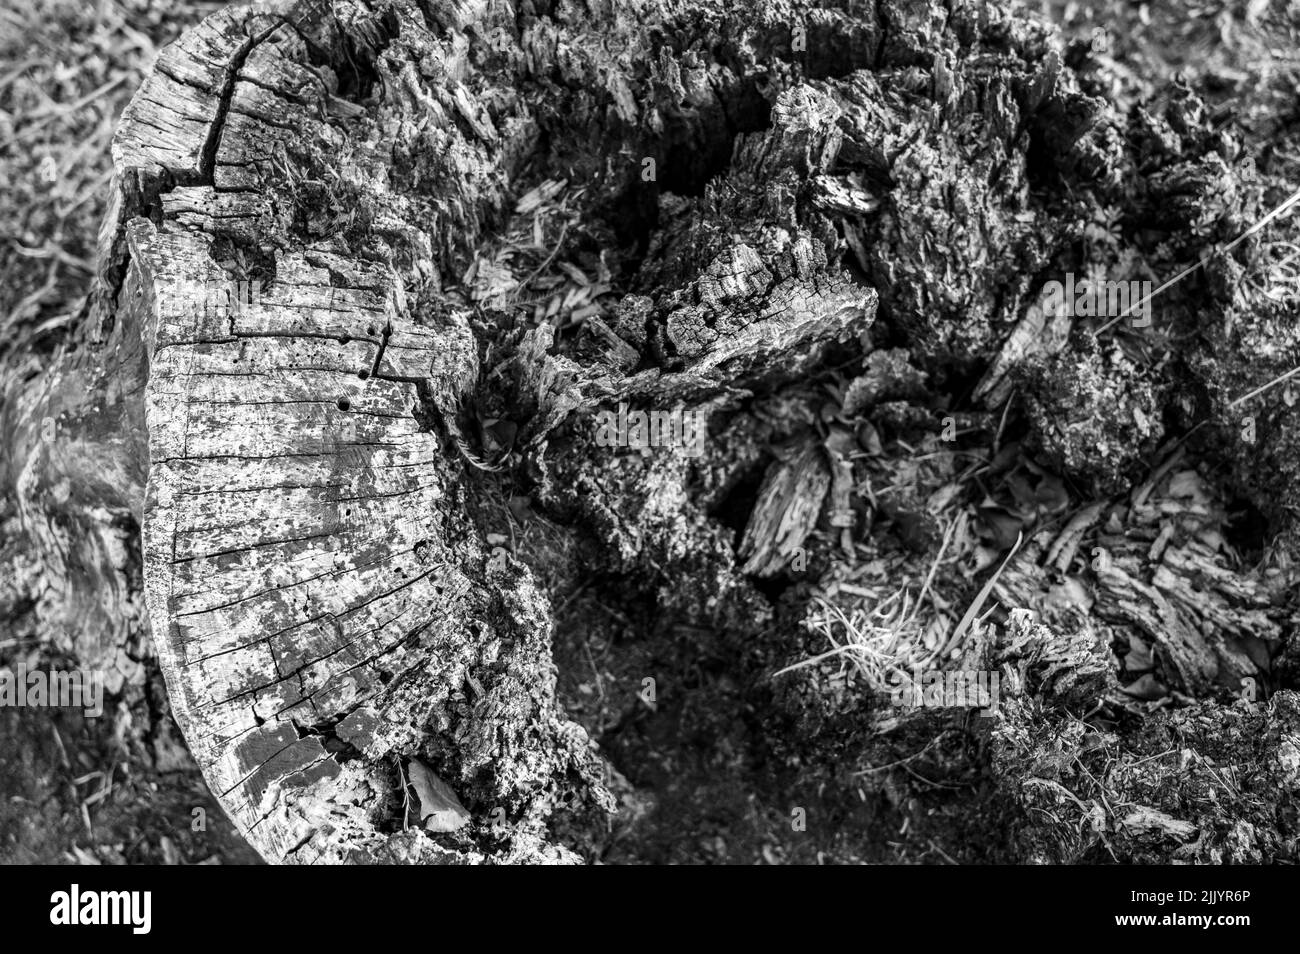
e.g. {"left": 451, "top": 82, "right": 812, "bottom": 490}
{"left": 1121, "top": 672, "right": 1167, "bottom": 700}
{"left": 407, "top": 760, "right": 471, "bottom": 833}
{"left": 1124, "top": 633, "right": 1154, "bottom": 672}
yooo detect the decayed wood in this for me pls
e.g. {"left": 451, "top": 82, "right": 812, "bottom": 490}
{"left": 993, "top": 465, "right": 1282, "bottom": 698}
{"left": 18, "top": 0, "right": 1268, "bottom": 866}
{"left": 33, "top": 0, "right": 887, "bottom": 864}
{"left": 738, "top": 441, "right": 830, "bottom": 577}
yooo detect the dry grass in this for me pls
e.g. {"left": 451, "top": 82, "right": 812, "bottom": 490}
{"left": 0, "top": 0, "right": 212, "bottom": 364}
{"left": 0, "top": 0, "right": 252, "bottom": 867}
{"left": 776, "top": 587, "right": 939, "bottom": 689}
{"left": 775, "top": 518, "right": 967, "bottom": 689}
{"left": 1243, "top": 238, "right": 1300, "bottom": 310}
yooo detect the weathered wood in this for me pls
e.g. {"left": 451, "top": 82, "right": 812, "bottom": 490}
{"left": 120, "top": 0, "right": 623, "bottom": 864}
{"left": 993, "top": 464, "right": 1282, "bottom": 698}
{"left": 738, "top": 441, "right": 830, "bottom": 577}
{"left": 1, "top": 0, "right": 596, "bottom": 864}
{"left": 18, "top": 0, "right": 886, "bottom": 864}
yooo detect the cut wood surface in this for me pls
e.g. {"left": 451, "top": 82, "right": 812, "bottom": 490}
{"left": 63, "top": 0, "right": 597, "bottom": 864}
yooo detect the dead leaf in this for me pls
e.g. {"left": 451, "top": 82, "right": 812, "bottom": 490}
{"left": 977, "top": 506, "right": 1023, "bottom": 549}
{"left": 1121, "top": 672, "right": 1167, "bottom": 700}
{"left": 407, "top": 760, "right": 471, "bottom": 832}
{"left": 1124, "top": 633, "right": 1154, "bottom": 672}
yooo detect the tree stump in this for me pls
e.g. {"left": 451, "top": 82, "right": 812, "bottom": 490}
{"left": 5, "top": 0, "right": 888, "bottom": 862}
{"left": 5, "top": 0, "right": 1298, "bottom": 864}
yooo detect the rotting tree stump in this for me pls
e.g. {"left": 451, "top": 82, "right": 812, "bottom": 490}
{"left": 3, "top": 0, "right": 891, "bottom": 863}
{"left": 5, "top": 0, "right": 1299, "bottom": 864}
